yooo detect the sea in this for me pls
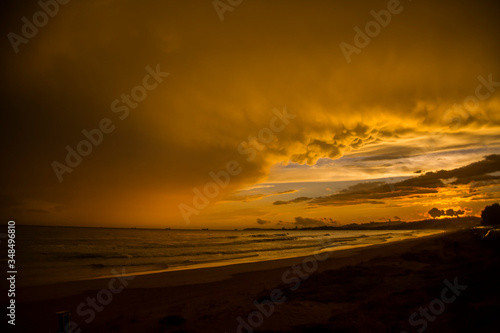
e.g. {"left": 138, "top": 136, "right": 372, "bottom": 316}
{"left": 11, "top": 226, "right": 441, "bottom": 286}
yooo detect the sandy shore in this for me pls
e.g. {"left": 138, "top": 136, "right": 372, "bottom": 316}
{"left": 13, "top": 229, "right": 500, "bottom": 332}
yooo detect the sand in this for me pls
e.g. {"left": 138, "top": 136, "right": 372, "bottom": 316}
{"left": 13, "top": 229, "right": 500, "bottom": 332}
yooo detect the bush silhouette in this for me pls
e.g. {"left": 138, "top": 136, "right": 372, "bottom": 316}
{"left": 481, "top": 203, "right": 500, "bottom": 226}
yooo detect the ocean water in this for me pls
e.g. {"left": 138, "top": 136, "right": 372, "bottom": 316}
{"left": 12, "top": 226, "right": 440, "bottom": 286}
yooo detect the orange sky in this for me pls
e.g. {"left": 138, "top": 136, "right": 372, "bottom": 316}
{"left": 1, "top": 0, "right": 500, "bottom": 228}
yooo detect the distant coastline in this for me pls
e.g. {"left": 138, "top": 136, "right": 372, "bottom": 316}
{"left": 244, "top": 216, "right": 481, "bottom": 231}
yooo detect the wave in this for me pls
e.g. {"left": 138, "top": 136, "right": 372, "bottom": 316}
{"left": 207, "top": 235, "right": 239, "bottom": 240}
{"left": 81, "top": 243, "right": 324, "bottom": 265}
{"left": 120, "top": 236, "right": 301, "bottom": 249}
{"left": 48, "top": 233, "right": 378, "bottom": 262}
{"left": 56, "top": 253, "right": 134, "bottom": 260}
{"left": 90, "top": 262, "right": 169, "bottom": 269}
{"left": 89, "top": 254, "right": 261, "bottom": 269}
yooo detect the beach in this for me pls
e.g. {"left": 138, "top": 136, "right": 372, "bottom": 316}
{"left": 13, "top": 228, "right": 500, "bottom": 332}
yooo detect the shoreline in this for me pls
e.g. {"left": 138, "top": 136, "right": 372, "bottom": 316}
{"left": 85, "top": 230, "right": 443, "bottom": 282}
{"left": 17, "top": 228, "right": 435, "bottom": 288}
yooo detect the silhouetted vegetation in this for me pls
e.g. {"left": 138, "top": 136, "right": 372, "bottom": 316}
{"left": 481, "top": 203, "right": 500, "bottom": 226}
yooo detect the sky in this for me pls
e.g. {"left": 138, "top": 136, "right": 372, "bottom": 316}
{"left": 1, "top": 0, "right": 500, "bottom": 229}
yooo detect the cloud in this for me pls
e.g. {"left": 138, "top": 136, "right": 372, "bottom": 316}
{"left": 276, "top": 189, "right": 298, "bottom": 195}
{"left": 294, "top": 217, "right": 327, "bottom": 228}
{"left": 338, "top": 181, "right": 387, "bottom": 193}
{"left": 256, "top": 218, "right": 271, "bottom": 225}
{"left": 273, "top": 196, "right": 312, "bottom": 205}
{"left": 273, "top": 217, "right": 339, "bottom": 228}
{"left": 224, "top": 194, "right": 268, "bottom": 202}
{"left": 427, "top": 208, "right": 466, "bottom": 218}
{"left": 309, "top": 155, "right": 500, "bottom": 207}
{"left": 293, "top": 216, "right": 339, "bottom": 228}
{"left": 431, "top": 154, "right": 500, "bottom": 185}
{"left": 226, "top": 189, "right": 299, "bottom": 203}
{"left": 246, "top": 185, "right": 275, "bottom": 190}
{"left": 309, "top": 180, "right": 415, "bottom": 206}
{"left": 1, "top": 197, "right": 66, "bottom": 215}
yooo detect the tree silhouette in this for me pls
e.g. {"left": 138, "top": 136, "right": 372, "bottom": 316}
{"left": 481, "top": 203, "right": 500, "bottom": 226}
